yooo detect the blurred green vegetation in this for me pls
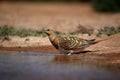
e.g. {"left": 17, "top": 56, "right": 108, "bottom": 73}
{"left": 97, "top": 26, "right": 120, "bottom": 36}
{"left": 91, "top": 0, "right": 120, "bottom": 12}
{"left": 0, "top": 25, "right": 120, "bottom": 38}
{"left": 0, "top": 25, "right": 46, "bottom": 37}
{"left": 71, "top": 26, "right": 120, "bottom": 36}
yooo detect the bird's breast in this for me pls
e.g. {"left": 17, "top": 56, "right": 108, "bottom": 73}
{"left": 51, "top": 37, "right": 59, "bottom": 49}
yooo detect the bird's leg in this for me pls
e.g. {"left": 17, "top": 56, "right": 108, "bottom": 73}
{"left": 60, "top": 50, "right": 69, "bottom": 54}
{"left": 67, "top": 52, "right": 72, "bottom": 55}
{"left": 58, "top": 45, "right": 74, "bottom": 55}
{"left": 67, "top": 50, "right": 74, "bottom": 55}
{"left": 59, "top": 46, "right": 67, "bottom": 54}
{"left": 59, "top": 49, "right": 73, "bottom": 55}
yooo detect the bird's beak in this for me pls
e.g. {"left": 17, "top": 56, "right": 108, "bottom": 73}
{"left": 43, "top": 29, "right": 50, "bottom": 35}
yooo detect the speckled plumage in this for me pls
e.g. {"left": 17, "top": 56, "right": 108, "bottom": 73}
{"left": 44, "top": 29, "right": 96, "bottom": 55}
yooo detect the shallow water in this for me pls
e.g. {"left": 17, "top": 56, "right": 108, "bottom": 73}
{"left": 0, "top": 52, "right": 120, "bottom": 80}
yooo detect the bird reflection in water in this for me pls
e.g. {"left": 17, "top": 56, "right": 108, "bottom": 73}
{"left": 51, "top": 54, "right": 120, "bottom": 72}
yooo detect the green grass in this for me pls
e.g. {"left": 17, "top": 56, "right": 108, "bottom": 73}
{"left": 0, "top": 25, "right": 120, "bottom": 38}
{"left": 0, "top": 25, "right": 47, "bottom": 37}
{"left": 75, "top": 25, "right": 120, "bottom": 36}
{"left": 69, "top": 26, "right": 120, "bottom": 36}
{"left": 97, "top": 26, "right": 120, "bottom": 36}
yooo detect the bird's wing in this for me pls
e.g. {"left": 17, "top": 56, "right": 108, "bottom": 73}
{"left": 59, "top": 35, "right": 95, "bottom": 50}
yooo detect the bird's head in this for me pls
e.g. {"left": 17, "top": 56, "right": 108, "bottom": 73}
{"left": 44, "top": 29, "right": 55, "bottom": 36}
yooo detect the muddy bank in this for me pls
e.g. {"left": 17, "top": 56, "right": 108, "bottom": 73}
{"left": 0, "top": 45, "right": 58, "bottom": 53}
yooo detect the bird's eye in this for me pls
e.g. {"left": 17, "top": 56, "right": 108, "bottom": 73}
{"left": 47, "top": 29, "right": 50, "bottom": 31}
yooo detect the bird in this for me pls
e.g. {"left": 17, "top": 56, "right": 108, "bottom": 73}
{"left": 44, "top": 29, "right": 97, "bottom": 55}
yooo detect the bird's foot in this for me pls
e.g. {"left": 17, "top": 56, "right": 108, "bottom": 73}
{"left": 60, "top": 50, "right": 74, "bottom": 55}
{"left": 67, "top": 53, "right": 72, "bottom": 55}
{"left": 67, "top": 50, "right": 74, "bottom": 55}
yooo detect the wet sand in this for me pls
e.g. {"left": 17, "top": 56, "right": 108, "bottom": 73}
{"left": 0, "top": 45, "right": 58, "bottom": 53}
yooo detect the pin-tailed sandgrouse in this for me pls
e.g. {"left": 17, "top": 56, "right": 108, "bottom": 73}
{"left": 45, "top": 29, "right": 97, "bottom": 55}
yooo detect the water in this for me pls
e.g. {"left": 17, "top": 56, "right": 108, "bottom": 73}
{"left": 0, "top": 52, "right": 120, "bottom": 80}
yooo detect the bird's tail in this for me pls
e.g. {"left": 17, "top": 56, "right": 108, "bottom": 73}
{"left": 88, "top": 39, "right": 99, "bottom": 44}
{"left": 89, "top": 37, "right": 110, "bottom": 45}
{"left": 89, "top": 39, "right": 96, "bottom": 42}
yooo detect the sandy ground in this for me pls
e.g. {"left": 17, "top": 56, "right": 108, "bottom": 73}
{"left": 0, "top": 2, "right": 120, "bottom": 32}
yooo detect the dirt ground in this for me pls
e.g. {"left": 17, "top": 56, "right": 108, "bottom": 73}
{"left": 0, "top": 2, "right": 120, "bottom": 32}
{"left": 0, "top": 2, "right": 120, "bottom": 62}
